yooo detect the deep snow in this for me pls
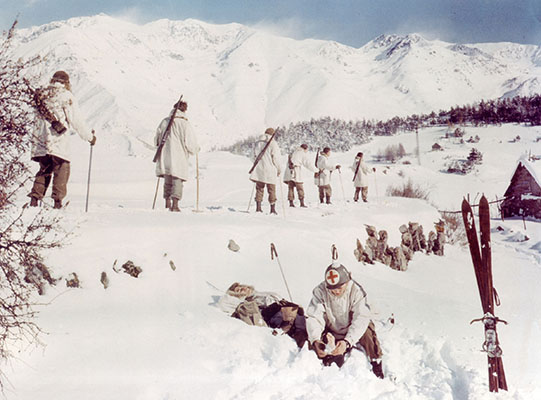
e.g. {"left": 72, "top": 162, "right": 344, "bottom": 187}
{"left": 3, "top": 123, "right": 541, "bottom": 400}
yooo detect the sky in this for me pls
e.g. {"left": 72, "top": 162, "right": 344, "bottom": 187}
{"left": 1, "top": 0, "right": 541, "bottom": 47}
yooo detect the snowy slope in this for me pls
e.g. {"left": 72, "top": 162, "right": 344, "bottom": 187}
{"left": 9, "top": 15, "right": 541, "bottom": 153}
{"left": 3, "top": 123, "right": 541, "bottom": 400}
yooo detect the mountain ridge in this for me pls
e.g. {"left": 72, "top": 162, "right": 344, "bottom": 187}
{"left": 9, "top": 14, "right": 541, "bottom": 153}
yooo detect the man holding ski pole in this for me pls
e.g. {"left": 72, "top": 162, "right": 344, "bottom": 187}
{"left": 249, "top": 128, "right": 281, "bottom": 214}
{"left": 316, "top": 147, "right": 341, "bottom": 204}
{"left": 154, "top": 97, "right": 199, "bottom": 212}
{"left": 283, "top": 144, "right": 315, "bottom": 208}
{"left": 305, "top": 263, "right": 384, "bottom": 378}
{"left": 28, "top": 70, "right": 96, "bottom": 209}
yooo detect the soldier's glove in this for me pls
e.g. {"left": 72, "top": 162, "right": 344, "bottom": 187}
{"left": 313, "top": 340, "right": 327, "bottom": 359}
{"left": 89, "top": 130, "right": 97, "bottom": 146}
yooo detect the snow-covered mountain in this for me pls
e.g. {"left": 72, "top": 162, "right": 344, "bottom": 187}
{"left": 10, "top": 14, "right": 541, "bottom": 152}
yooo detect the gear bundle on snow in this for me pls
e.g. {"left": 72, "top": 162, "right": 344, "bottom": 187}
{"left": 223, "top": 282, "right": 308, "bottom": 348}
{"left": 261, "top": 300, "right": 308, "bottom": 348}
{"left": 461, "top": 195, "right": 507, "bottom": 393}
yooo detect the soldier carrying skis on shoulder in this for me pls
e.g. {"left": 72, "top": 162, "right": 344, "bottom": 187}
{"left": 283, "top": 144, "right": 315, "bottom": 208}
{"left": 351, "top": 152, "right": 375, "bottom": 203}
{"left": 154, "top": 98, "right": 199, "bottom": 212}
{"left": 316, "top": 147, "right": 340, "bottom": 204}
{"left": 249, "top": 128, "right": 281, "bottom": 214}
{"left": 28, "top": 70, "right": 96, "bottom": 209}
{"left": 305, "top": 263, "right": 384, "bottom": 378}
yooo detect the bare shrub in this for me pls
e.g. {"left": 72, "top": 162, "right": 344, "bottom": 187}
{"left": 0, "top": 20, "right": 65, "bottom": 389}
{"left": 386, "top": 179, "right": 430, "bottom": 200}
{"left": 440, "top": 212, "right": 467, "bottom": 246}
{"left": 375, "top": 143, "right": 407, "bottom": 163}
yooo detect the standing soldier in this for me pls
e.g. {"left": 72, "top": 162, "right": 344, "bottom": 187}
{"left": 249, "top": 128, "right": 281, "bottom": 214}
{"left": 28, "top": 70, "right": 96, "bottom": 209}
{"left": 154, "top": 99, "right": 199, "bottom": 212}
{"left": 351, "top": 152, "right": 375, "bottom": 202}
{"left": 316, "top": 147, "right": 340, "bottom": 204}
{"left": 283, "top": 144, "right": 315, "bottom": 208}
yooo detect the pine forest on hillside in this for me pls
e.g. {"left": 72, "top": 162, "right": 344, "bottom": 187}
{"left": 225, "top": 94, "right": 541, "bottom": 155}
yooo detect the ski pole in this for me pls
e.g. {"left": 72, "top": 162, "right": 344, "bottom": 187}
{"left": 152, "top": 177, "right": 160, "bottom": 210}
{"left": 85, "top": 130, "right": 95, "bottom": 212}
{"left": 338, "top": 169, "right": 347, "bottom": 204}
{"left": 373, "top": 169, "right": 379, "bottom": 202}
{"left": 193, "top": 152, "right": 203, "bottom": 213}
{"left": 278, "top": 171, "right": 286, "bottom": 218}
{"left": 270, "top": 243, "right": 293, "bottom": 301}
{"left": 196, "top": 152, "right": 200, "bottom": 211}
{"left": 246, "top": 183, "right": 255, "bottom": 212}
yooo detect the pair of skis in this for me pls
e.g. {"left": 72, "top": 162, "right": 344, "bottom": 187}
{"left": 461, "top": 195, "right": 508, "bottom": 392}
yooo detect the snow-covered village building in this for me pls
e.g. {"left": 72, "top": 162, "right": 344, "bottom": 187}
{"left": 501, "top": 156, "right": 541, "bottom": 219}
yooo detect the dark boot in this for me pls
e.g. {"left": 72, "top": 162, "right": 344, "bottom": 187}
{"left": 53, "top": 199, "right": 62, "bottom": 209}
{"left": 371, "top": 361, "right": 384, "bottom": 379}
{"left": 270, "top": 204, "right": 277, "bottom": 215}
{"left": 30, "top": 197, "right": 39, "bottom": 207}
{"left": 289, "top": 200, "right": 295, "bottom": 207}
{"left": 300, "top": 199, "right": 307, "bottom": 208}
{"left": 354, "top": 188, "right": 360, "bottom": 202}
{"left": 326, "top": 195, "right": 332, "bottom": 205}
{"left": 171, "top": 198, "right": 181, "bottom": 212}
{"left": 256, "top": 201, "right": 263, "bottom": 213}
{"left": 165, "top": 198, "right": 172, "bottom": 210}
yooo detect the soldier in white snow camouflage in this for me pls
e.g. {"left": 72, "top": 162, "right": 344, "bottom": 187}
{"left": 249, "top": 128, "right": 281, "bottom": 214}
{"left": 305, "top": 263, "right": 384, "bottom": 378}
{"left": 29, "top": 71, "right": 96, "bottom": 209}
{"left": 316, "top": 147, "right": 341, "bottom": 204}
{"left": 283, "top": 144, "right": 315, "bottom": 207}
{"left": 154, "top": 99, "right": 199, "bottom": 212}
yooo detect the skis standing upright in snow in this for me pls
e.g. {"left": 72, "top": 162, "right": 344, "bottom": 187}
{"left": 461, "top": 195, "right": 508, "bottom": 393}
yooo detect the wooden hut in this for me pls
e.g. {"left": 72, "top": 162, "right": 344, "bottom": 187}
{"left": 501, "top": 156, "right": 541, "bottom": 219}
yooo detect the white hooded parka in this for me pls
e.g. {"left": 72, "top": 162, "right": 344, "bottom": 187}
{"left": 351, "top": 158, "right": 372, "bottom": 188}
{"left": 283, "top": 147, "right": 315, "bottom": 183}
{"left": 305, "top": 280, "right": 372, "bottom": 346}
{"left": 249, "top": 134, "right": 281, "bottom": 184}
{"left": 31, "top": 82, "right": 93, "bottom": 162}
{"left": 316, "top": 153, "right": 337, "bottom": 186}
{"left": 154, "top": 111, "right": 199, "bottom": 181}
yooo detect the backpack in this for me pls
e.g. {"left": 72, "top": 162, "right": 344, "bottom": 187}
{"left": 261, "top": 300, "right": 308, "bottom": 348}
{"left": 231, "top": 300, "right": 267, "bottom": 327}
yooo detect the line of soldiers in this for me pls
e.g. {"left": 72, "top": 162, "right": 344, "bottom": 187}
{"left": 28, "top": 76, "right": 375, "bottom": 213}
{"left": 248, "top": 129, "right": 376, "bottom": 214}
